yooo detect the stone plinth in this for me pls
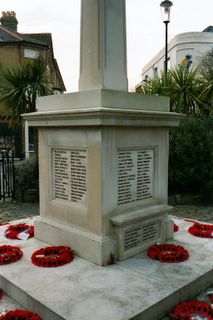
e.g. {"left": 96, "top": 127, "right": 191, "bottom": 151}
{"left": 23, "top": 89, "right": 184, "bottom": 265}
{"left": 0, "top": 217, "right": 213, "bottom": 320}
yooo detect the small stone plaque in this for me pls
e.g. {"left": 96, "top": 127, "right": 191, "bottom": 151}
{"left": 124, "top": 221, "right": 158, "bottom": 252}
{"left": 53, "top": 148, "right": 87, "bottom": 204}
{"left": 124, "top": 226, "right": 143, "bottom": 251}
{"left": 117, "top": 149, "right": 154, "bottom": 205}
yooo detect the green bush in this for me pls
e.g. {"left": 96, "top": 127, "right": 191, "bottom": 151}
{"left": 15, "top": 157, "right": 39, "bottom": 202}
{"left": 169, "top": 115, "right": 213, "bottom": 204}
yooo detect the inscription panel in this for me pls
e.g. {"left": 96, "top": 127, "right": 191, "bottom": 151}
{"left": 70, "top": 150, "right": 87, "bottom": 203}
{"left": 53, "top": 150, "right": 69, "bottom": 200}
{"left": 53, "top": 149, "right": 87, "bottom": 204}
{"left": 124, "top": 222, "right": 159, "bottom": 252}
{"left": 117, "top": 149, "right": 154, "bottom": 205}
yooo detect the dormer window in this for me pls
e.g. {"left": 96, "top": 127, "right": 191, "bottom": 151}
{"left": 23, "top": 48, "right": 39, "bottom": 59}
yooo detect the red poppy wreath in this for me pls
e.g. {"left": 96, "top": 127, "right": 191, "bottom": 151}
{"left": 147, "top": 243, "right": 189, "bottom": 263}
{"left": 209, "top": 294, "right": 213, "bottom": 303}
{"left": 0, "top": 309, "right": 42, "bottom": 320}
{"left": 31, "top": 245, "right": 74, "bottom": 267}
{"left": 174, "top": 223, "right": 179, "bottom": 232}
{"left": 0, "top": 289, "right": 3, "bottom": 301}
{"left": 188, "top": 222, "right": 213, "bottom": 238}
{"left": 5, "top": 223, "right": 34, "bottom": 240}
{"left": 169, "top": 300, "right": 213, "bottom": 320}
{"left": 0, "top": 245, "right": 23, "bottom": 265}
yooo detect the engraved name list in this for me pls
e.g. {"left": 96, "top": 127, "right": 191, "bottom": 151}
{"left": 53, "top": 149, "right": 87, "bottom": 204}
{"left": 117, "top": 149, "right": 154, "bottom": 205}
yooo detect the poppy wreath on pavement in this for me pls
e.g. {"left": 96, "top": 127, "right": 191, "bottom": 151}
{"left": 147, "top": 243, "right": 189, "bottom": 263}
{"left": 31, "top": 245, "right": 74, "bottom": 268}
{"left": 0, "top": 309, "right": 42, "bottom": 320}
{"left": 174, "top": 223, "right": 179, "bottom": 232}
{"left": 0, "top": 289, "right": 3, "bottom": 301}
{"left": 0, "top": 222, "right": 9, "bottom": 227}
{"left": 169, "top": 300, "right": 213, "bottom": 320}
{"left": 5, "top": 224, "right": 34, "bottom": 240}
{"left": 0, "top": 245, "right": 23, "bottom": 265}
{"left": 188, "top": 222, "right": 213, "bottom": 238}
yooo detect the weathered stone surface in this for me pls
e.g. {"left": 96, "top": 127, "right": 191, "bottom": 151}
{"left": 0, "top": 217, "right": 212, "bottom": 320}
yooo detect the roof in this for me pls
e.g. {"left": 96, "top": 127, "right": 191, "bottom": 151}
{"left": 0, "top": 25, "right": 48, "bottom": 47}
{"left": 0, "top": 24, "right": 66, "bottom": 91}
{"left": 26, "top": 33, "right": 53, "bottom": 49}
{"left": 53, "top": 58, "right": 66, "bottom": 91}
{"left": 203, "top": 26, "right": 213, "bottom": 33}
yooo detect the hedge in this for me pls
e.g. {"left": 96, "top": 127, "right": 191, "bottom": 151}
{"left": 169, "top": 115, "right": 213, "bottom": 204}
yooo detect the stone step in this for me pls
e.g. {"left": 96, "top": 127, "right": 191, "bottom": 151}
{"left": 160, "top": 285, "right": 213, "bottom": 319}
{"left": 0, "top": 217, "right": 212, "bottom": 320}
{"left": 0, "top": 290, "right": 24, "bottom": 316}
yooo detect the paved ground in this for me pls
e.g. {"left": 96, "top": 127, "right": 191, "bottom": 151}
{"left": 0, "top": 202, "right": 212, "bottom": 319}
{"left": 0, "top": 202, "right": 39, "bottom": 223}
{"left": 169, "top": 205, "right": 213, "bottom": 223}
{"left": 0, "top": 201, "right": 212, "bottom": 224}
{"left": 0, "top": 216, "right": 212, "bottom": 320}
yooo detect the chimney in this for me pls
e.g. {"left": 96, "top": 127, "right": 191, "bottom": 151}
{"left": 0, "top": 11, "right": 18, "bottom": 32}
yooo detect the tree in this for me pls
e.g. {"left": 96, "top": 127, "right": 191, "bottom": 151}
{"left": 198, "top": 50, "right": 213, "bottom": 116}
{"left": 0, "top": 59, "right": 52, "bottom": 125}
{"left": 0, "top": 59, "right": 52, "bottom": 157}
{"left": 137, "top": 67, "right": 202, "bottom": 116}
{"left": 137, "top": 64, "right": 213, "bottom": 203}
{"left": 168, "top": 68, "right": 202, "bottom": 115}
{"left": 136, "top": 71, "right": 171, "bottom": 97}
{"left": 169, "top": 115, "right": 213, "bottom": 203}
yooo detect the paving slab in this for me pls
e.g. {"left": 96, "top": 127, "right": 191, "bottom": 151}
{"left": 169, "top": 206, "right": 213, "bottom": 223}
{"left": 0, "top": 217, "right": 211, "bottom": 320}
{"left": 0, "top": 202, "right": 39, "bottom": 222}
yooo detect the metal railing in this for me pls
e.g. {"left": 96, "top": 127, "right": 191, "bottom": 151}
{"left": 0, "top": 151, "right": 15, "bottom": 202}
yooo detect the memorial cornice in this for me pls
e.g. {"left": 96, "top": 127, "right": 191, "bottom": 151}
{"left": 23, "top": 106, "right": 185, "bottom": 128}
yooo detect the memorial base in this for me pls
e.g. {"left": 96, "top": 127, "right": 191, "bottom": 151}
{"left": 23, "top": 88, "right": 184, "bottom": 266}
{"left": 111, "top": 204, "right": 173, "bottom": 261}
{"left": 34, "top": 217, "right": 117, "bottom": 266}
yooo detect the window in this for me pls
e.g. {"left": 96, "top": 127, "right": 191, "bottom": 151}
{"left": 153, "top": 65, "right": 158, "bottom": 78}
{"left": 164, "top": 57, "right": 170, "bottom": 71}
{"left": 167, "top": 57, "right": 171, "bottom": 69}
{"left": 24, "top": 48, "right": 39, "bottom": 59}
{"left": 143, "top": 75, "right": 148, "bottom": 82}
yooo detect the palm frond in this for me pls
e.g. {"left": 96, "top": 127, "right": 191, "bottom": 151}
{"left": 0, "top": 60, "right": 52, "bottom": 125}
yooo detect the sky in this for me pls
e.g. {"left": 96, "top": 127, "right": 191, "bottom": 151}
{"left": 0, "top": 0, "right": 213, "bottom": 92}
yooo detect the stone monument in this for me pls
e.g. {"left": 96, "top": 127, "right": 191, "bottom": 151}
{"left": 23, "top": 0, "right": 184, "bottom": 265}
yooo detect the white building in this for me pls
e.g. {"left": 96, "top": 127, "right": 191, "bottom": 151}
{"left": 141, "top": 26, "right": 213, "bottom": 83}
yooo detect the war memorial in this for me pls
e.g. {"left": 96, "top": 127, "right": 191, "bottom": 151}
{"left": 0, "top": 1, "right": 212, "bottom": 319}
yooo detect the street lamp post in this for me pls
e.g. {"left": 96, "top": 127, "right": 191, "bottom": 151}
{"left": 160, "top": 0, "right": 173, "bottom": 75}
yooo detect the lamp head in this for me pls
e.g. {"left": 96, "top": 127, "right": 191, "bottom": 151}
{"left": 160, "top": 0, "right": 173, "bottom": 23}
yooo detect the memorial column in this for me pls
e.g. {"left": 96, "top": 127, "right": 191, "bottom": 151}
{"left": 79, "top": 0, "right": 128, "bottom": 91}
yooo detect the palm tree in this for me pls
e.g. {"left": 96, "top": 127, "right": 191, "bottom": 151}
{"left": 0, "top": 59, "right": 52, "bottom": 125}
{"left": 0, "top": 59, "right": 52, "bottom": 156}
{"left": 137, "top": 72, "right": 171, "bottom": 97}
{"left": 137, "top": 67, "right": 203, "bottom": 116}
{"left": 168, "top": 67, "right": 202, "bottom": 115}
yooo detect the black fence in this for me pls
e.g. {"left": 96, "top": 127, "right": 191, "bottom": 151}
{"left": 0, "top": 151, "right": 15, "bottom": 202}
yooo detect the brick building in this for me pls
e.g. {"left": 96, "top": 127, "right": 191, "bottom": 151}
{"left": 0, "top": 11, "right": 66, "bottom": 157}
